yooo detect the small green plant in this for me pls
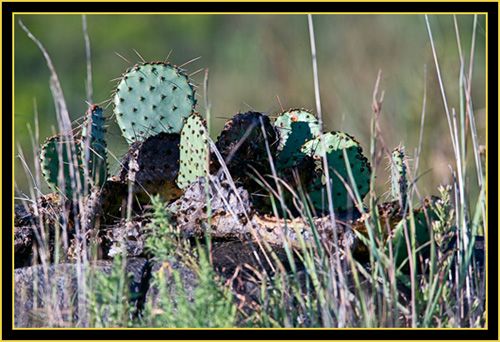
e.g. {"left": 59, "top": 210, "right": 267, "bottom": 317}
{"left": 141, "top": 196, "right": 238, "bottom": 328}
{"left": 87, "top": 251, "right": 135, "bottom": 328}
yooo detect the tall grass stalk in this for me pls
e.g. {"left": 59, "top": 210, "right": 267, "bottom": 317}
{"left": 82, "top": 14, "right": 93, "bottom": 105}
{"left": 308, "top": 13, "right": 348, "bottom": 328}
{"left": 425, "top": 14, "right": 485, "bottom": 327}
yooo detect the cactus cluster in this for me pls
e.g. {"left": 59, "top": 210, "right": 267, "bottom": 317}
{"left": 270, "top": 109, "right": 371, "bottom": 212}
{"left": 32, "top": 55, "right": 457, "bottom": 272}
{"left": 38, "top": 57, "right": 375, "bottom": 220}
{"left": 39, "top": 104, "right": 107, "bottom": 199}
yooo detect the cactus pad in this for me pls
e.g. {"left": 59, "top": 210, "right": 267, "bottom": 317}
{"left": 302, "top": 131, "right": 371, "bottom": 212}
{"left": 39, "top": 134, "right": 84, "bottom": 199}
{"left": 274, "top": 108, "right": 321, "bottom": 166}
{"left": 388, "top": 145, "right": 409, "bottom": 203}
{"left": 113, "top": 62, "right": 196, "bottom": 143}
{"left": 118, "top": 132, "right": 183, "bottom": 202}
{"left": 79, "top": 104, "right": 107, "bottom": 189}
{"left": 213, "top": 111, "right": 278, "bottom": 191}
{"left": 177, "top": 113, "right": 210, "bottom": 190}
{"left": 386, "top": 202, "right": 432, "bottom": 268}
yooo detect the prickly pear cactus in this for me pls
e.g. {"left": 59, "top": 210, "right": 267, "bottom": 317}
{"left": 113, "top": 61, "right": 196, "bottom": 143}
{"left": 39, "top": 105, "right": 108, "bottom": 199}
{"left": 118, "top": 132, "right": 183, "bottom": 202}
{"left": 301, "top": 131, "right": 371, "bottom": 212}
{"left": 177, "top": 113, "right": 210, "bottom": 190}
{"left": 274, "top": 108, "right": 321, "bottom": 167}
{"left": 39, "top": 134, "right": 84, "bottom": 199}
{"left": 79, "top": 104, "right": 107, "bottom": 189}
{"left": 213, "top": 111, "right": 278, "bottom": 191}
{"left": 388, "top": 145, "right": 409, "bottom": 203}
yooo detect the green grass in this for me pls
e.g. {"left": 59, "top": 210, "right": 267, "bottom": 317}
{"left": 13, "top": 13, "right": 486, "bottom": 329}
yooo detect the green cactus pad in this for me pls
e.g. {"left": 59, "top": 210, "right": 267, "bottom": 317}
{"left": 79, "top": 104, "right": 107, "bottom": 189}
{"left": 177, "top": 113, "right": 210, "bottom": 190}
{"left": 113, "top": 61, "right": 196, "bottom": 143}
{"left": 39, "top": 134, "right": 84, "bottom": 199}
{"left": 389, "top": 145, "right": 408, "bottom": 202}
{"left": 274, "top": 108, "right": 321, "bottom": 166}
{"left": 301, "top": 131, "right": 371, "bottom": 212}
{"left": 386, "top": 203, "right": 432, "bottom": 268}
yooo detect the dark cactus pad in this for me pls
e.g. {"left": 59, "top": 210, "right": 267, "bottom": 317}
{"left": 118, "top": 132, "right": 183, "bottom": 203}
{"left": 213, "top": 111, "right": 278, "bottom": 192}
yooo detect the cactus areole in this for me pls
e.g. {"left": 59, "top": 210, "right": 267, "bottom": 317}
{"left": 113, "top": 62, "right": 196, "bottom": 143}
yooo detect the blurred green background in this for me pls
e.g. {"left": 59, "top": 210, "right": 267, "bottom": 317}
{"left": 14, "top": 13, "right": 486, "bottom": 204}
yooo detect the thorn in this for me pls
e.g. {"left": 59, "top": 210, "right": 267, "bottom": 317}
{"left": 188, "top": 68, "right": 204, "bottom": 77}
{"left": 164, "top": 50, "right": 173, "bottom": 64}
{"left": 114, "top": 51, "right": 134, "bottom": 66}
{"left": 179, "top": 56, "right": 202, "bottom": 69}
{"left": 276, "top": 95, "right": 284, "bottom": 112}
{"left": 134, "top": 49, "right": 146, "bottom": 63}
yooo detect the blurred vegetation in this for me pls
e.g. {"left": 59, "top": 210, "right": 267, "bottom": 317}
{"left": 14, "top": 14, "right": 486, "bottom": 202}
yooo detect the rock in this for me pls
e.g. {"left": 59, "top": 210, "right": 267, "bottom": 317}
{"left": 168, "top": 175, "right": 361, "bottom": 253}
{"left": 14, "top": 258, "right": 148, "bottom": 328}
{"left": 103, "top": 218, "right": 147, "bottom": 258}
{"left": 168, "top": 175, "right": 252, "bottom": 239}
{"left": 143, "top": 259, "right": 198, "bottom": 310}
